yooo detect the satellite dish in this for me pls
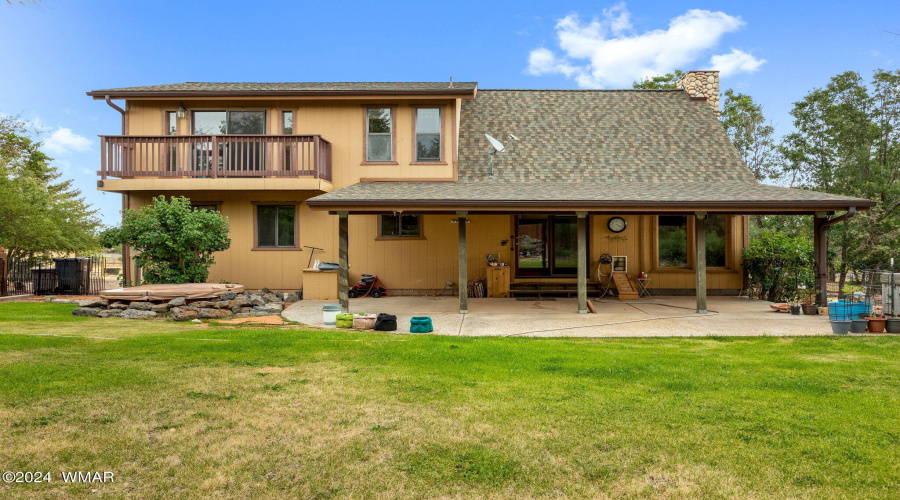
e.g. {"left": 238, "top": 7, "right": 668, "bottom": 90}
{"left": 482, "top": 132, "right": 522, "bottom": 177}
{"left": 485, "top": 134, "right": 506, "bottom": 153}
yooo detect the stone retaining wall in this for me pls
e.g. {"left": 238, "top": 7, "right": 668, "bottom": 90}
{"left": 62, "top": 289, "right": 299, "bottom": 321}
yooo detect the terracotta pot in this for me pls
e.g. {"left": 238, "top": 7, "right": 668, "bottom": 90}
{"left": 867, "top": 317, "right": 886, "bottom": 334}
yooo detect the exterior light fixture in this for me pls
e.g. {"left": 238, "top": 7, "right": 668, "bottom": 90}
{"left": 176, "top": 103, "right": 186, "bottom": 119}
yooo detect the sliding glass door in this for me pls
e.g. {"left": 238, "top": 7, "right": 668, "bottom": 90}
{"left": 516, "top": 215, "right": 582, "bottom": 276}
{"left": 192, "top": 110, "right": 266, "bottom": 174}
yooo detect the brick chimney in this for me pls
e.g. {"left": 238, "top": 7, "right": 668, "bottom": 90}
{"left": 677, "top": 71, "right": 720, "bottom": 117}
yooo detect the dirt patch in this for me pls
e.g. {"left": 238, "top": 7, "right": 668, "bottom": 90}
{"left": 214, "top": 315, "right": 287, "bottom": 326}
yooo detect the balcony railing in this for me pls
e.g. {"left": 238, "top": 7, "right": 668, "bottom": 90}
{"left": 99, "top": 135, "right": 332, "bottom": 182}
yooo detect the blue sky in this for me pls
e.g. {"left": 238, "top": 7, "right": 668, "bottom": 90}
{"left": 1, "top": 0, "right": 897, "bottom": 225}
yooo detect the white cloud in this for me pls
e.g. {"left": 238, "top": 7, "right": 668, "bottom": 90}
{"left": 526, "top": 3, "right": 764, "bottom": 88}
{"left": 710, "top": 48, "right": 765, "bottom": 76}
{"left": 43, "top": 127, "right": 92, "bottom": 155}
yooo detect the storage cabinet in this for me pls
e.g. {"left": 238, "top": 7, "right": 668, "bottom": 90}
{"left": 302, "top": 268, "right": 338, "bottom": 300}
{"left": 486, "top": 266, "right": 510, "bottom": 298}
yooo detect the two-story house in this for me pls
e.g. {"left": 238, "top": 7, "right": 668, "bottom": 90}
{"left": 87, "top": 73, "right": 873, "bottom": 315}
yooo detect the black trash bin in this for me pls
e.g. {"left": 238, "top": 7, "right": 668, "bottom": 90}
{"left": 31, "top": 268, "right": 58, "bottom": 295}
{"left": 53, "top": 257, "right": 92, "bottom": 294}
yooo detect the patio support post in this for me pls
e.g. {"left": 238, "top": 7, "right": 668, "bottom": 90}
{"left": 814, "top": 213, "right": 828, "bottom": 307}
{"left": 577, "top": 212, "right": 588, "bottom": 314}
{"left": 338, "top": 211, "right": 349, "bottom": 313}
{"left": 457, "top": 211, "right": 468, "bottom": 314}
{"left": 695, "top": 212, "right": 708, "bottom": 314}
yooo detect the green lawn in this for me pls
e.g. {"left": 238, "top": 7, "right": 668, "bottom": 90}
{"left": 1, "top": 303, "right": 899, "bottom": 498}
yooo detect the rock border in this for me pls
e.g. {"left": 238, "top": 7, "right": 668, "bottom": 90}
{"left": 66, "top": 289, "right": 300, "bottom": 321}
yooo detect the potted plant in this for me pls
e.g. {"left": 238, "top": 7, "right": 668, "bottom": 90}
{"left": 787, "top": 289, "right": 801, "bottom": 315}
{"left": 867, "top": 315, "right": 886, "bottom": 334}
{"left": 840, "top": 284, "right": 869, "bottom": 333}
{"left": 886, "top": 315, "right": 900, "bottom": 334}
{"left": 801, "top": 290, "right": 818, "bottom": 315}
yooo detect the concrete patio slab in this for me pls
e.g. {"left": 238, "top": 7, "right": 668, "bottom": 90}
{"left": 282, "top": 296, "right": 834, "bottom": 337}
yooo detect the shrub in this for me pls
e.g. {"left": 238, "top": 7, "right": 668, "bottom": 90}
{"left": 99, "top": 196, "right": 230, "bottom": 284}
{"left": 742, "top": 230, "right": 814, "bottom": 302}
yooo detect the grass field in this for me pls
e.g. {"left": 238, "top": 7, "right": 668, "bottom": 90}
{"left": 1, "top": 303, "right": 899, "bottom": 498}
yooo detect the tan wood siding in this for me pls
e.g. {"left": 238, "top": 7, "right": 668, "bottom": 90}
{"left": 121, "top": 100, "right": 748, "bottom": 293}
{"left": 127, "top": 192, "right": 748, "bottom": 292}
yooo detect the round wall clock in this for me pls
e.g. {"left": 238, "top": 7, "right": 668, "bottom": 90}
{"left": 607, "top": 217, "right": 627, "bottom": 233}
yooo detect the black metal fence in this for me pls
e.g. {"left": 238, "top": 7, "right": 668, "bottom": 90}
{"left": 1, "top": 256, "right": 114, "bottom": 296}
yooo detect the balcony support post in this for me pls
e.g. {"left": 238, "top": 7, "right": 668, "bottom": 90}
{"left": 210, "top": 136, "right": 218, "bottom": 179}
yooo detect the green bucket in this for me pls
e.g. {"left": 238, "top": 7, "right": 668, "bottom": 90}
{"left": 410, "top": 316, "right": 433, "bottom": 333}
{"left": 335, "top": 313, "right": 355, "bottom": 329}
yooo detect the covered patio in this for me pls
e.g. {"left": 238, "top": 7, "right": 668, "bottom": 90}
{"left": 282, "top": 295, "right": 832, "bottom": 337}
{"left": 305, "top": 89, "right": 874, "bottom": 317}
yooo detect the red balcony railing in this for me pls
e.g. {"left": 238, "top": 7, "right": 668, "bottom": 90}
{"left": 99, "top": 135, "right": 332, "bottom": 182}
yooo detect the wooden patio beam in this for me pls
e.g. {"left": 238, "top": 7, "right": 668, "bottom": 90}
{"left": 577, "top": 212, "right": 588, "bottom": 314}
{"left": 338, "top": 211, "right": 349, "bottom": 313}
{"left": 695, "top": 212, "right": 707, "bottom": 314}
{"left": 458, "top": 211, "right": 468, "bottom": 314}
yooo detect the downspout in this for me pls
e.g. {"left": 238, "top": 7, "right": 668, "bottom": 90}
{"left": 104, "top": 95, "right": 126, "bottom": 134}
{"left": 105, "top": 95, "right": 130, "bottom": 286}
{"left": 816, "top": 206, "right": 857, "bottom": 306}
{"left": 822, "top": 206, "right": 857, "bottom": 229}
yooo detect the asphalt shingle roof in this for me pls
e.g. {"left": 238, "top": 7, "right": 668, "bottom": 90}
{"left": 457, "top": 90, "right": 754, "bottom": 183}
{"left": 87, "top": 82, "right": 477, "bottom": 96}
{"left": 309, "top": 89, "right": 873, "bottom": 211}
{"left": 307, "top": 180, "right": 872, "bottom": 209}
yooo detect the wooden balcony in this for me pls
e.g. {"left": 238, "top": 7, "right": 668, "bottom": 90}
{"left": 98, "top": 135, "right": 332, "bottom": 183}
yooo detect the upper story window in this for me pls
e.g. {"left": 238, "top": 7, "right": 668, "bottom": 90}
{"left": 282, "top": 111, "right": 294, "bottom": 171}
{"left": 415, "top": 108, "right": 441, "bottom": 162}
{"left": 282, "top": 111, "right": 293, "bottom": 134}
{"left": 366, "top": 107, "right": 393, "bottom": 162}
{"left": 166, "top": 111, "right": 177, "bottom": 135}
{"left": 192, "top": 111, "right": 266, "bottom": 135}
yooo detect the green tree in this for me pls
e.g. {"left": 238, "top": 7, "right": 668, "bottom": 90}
{"left": 781, "top": 70, "right": 900, "bottom": 269}
{"left": 742, "top": 229, "right": 814, "bottom": 302}
{"left": 99, "top": 196, "right": 231, "bottom": 284}
{"left": 721, "top": 89, "right": 780, "bottom": 183}
{"left": 632, "top": 70, "right": 685, "bottom": 90}
{"left": 720, "top": 90, "right": 784, "bottom": 229}
{"left": 0, "top": 115, "right": 100, "bottom": 258}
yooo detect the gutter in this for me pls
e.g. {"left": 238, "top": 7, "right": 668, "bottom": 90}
{"left": 305, "top": 199, "right": 876, "bottom": 211}
{"left": 87, "top": 89, "right": 477, "bottom": 99}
